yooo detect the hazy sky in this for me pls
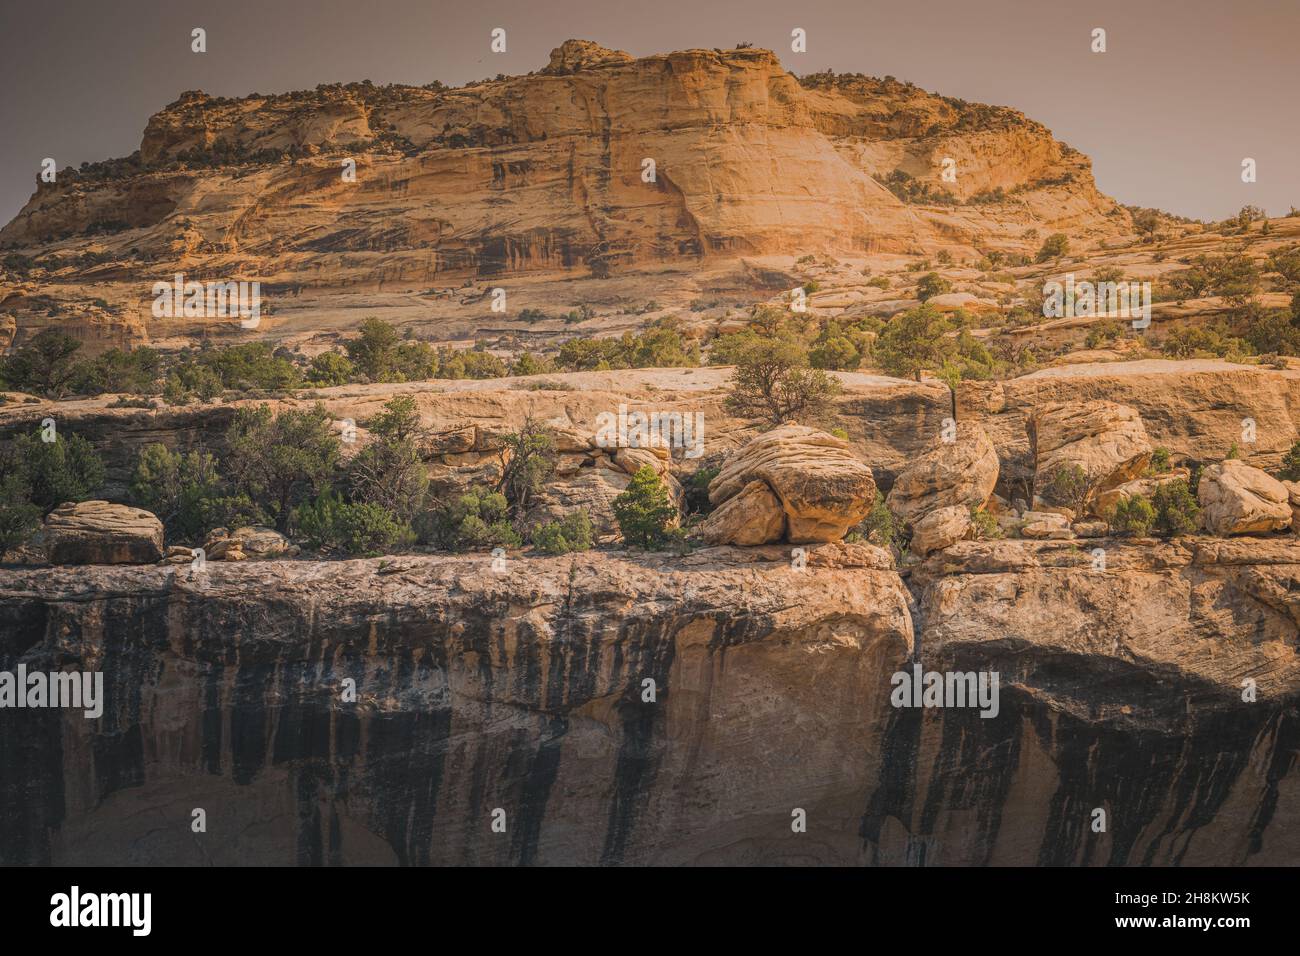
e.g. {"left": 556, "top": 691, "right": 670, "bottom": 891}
{"left": 2, "top": 0, "right": 1297, "bottom": 226}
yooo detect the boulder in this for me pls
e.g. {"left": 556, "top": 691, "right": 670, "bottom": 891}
{"left": 203, "top": 526, "right": 295, "bottom": 561}
{"left": 700, "top": 480, "right": 786, "bottom": 546}
{"left": 1029, "top": 401, "right": 1151, "bottom": 508}
{"left": 910, "top": 505, "right": 970, "bottom": 556}
{"left": 885, "top": 421, "right": 999, "bottom": 524}
{"left": 428, "top": 424, "right": 477, "bottom": 455}
{"left": 1283, "top": 480, "right": 1300, "bottom": 531}
{"left": 614, "top": 446, "right": 669, "bottom": 477}
{"left": 1198, "top": 460, "right": 1291, "bottom": 535}
{"left": 708, "top": 424, "right": 876, "bottom": 543}
{"left": 1094, "top": 469, "right": 1192, "bottom": 515}
{"left": 525, "top": 469, "right": 633, "bottom": 539}
{"left": 161, "top": 545, "right": 195, "bottom": 565}
{"left": 551, "top": 427, "right": 594, "bottom": 453}
{"left": 1072, "top": 520, "right": 1109, "bottom": 538}
{"left": 1019, "top": 511, "right": 1072, "bottom": 539}
{"left": 44, "top": 501, "right": 164, "bottom": 565}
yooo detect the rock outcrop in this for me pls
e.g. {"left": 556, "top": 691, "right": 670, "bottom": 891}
{"left": 4, "top": 539, "right": 1300, "bottom": 866}
{"left": 707, "top": 425, "right": 876, "bottom": 543}
{"left": 960, "top": 361, "right": 1300, "bottom": 483}
{"left": 202, "top": 526, "right": 294, "bottom": 561}
{"left": 1029, "top": 400, "right": 1151, "bottom": 507}
{"left": 1018, "top": 510, "right": 1072, "bottom": 539}
{"left": 0, "top": 368, "right": 945, "bottom": 503}
{"left": 885, "top": 421, "right": 998, "bottom": 524}
{"left": 42, "top": 501, "right": 164, "bottom": 564}
{"left": 0, "top": 546, "right": 913, "bottom": 865}
{"left": 1198, "top": 460, "right": 1292, "bottom": 535}
{"left": 699, "top": 479, "right": 786, "bottom": 546}
{"left": 909, "top": 504, "right": 970, "bottom": 556}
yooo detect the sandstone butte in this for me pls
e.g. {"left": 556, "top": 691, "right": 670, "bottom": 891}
{"left": 0, "top": 39, "right": 1127, "bottom": 353}
{"left": 3, "top": 40, "right": 1300, "bottom": 869}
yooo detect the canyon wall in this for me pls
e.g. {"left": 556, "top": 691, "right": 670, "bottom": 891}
{"left": 2, "top": 539, "right": 1297, "bottom": 866}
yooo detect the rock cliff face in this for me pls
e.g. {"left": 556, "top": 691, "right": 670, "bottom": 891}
{"left": 0, "top": 40, "right": 1127, "bottom": 351}
{"left": 3, "top": 41, "right": 1120, "bottom": 269}
{"left": 3, "top": 538, "right": 1297, "bottom": 866}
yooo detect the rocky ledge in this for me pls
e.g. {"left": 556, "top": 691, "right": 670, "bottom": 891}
{"left": 2, "top": 539, "right": 1297, "bottom": 866}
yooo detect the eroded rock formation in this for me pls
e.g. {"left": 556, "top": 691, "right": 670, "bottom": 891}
{"left": 3, "top": 539, "right": 1298, "bottom": 866}
{"left": 706, "top": 424, "right": 876, "bottom": 543}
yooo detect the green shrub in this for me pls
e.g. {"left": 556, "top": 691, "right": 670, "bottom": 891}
{"left": 873, "top": 304, "right": 956, "bottom": 381}
{"left": 223, "top": 404, "right": 340, "bottom": 532}
{"left": 556, "top": 337, "right": 617, "bottom": 371}
{"left": 1035, "top": 233, "right": 1070, "bottom": 262}
{"left": 1159, "top": 323, "right": 1250, "bottom": 359}
{"left": 163, "top": 361, "right": 224, "bottom": 404}
{"left": 808, "top": 320, "right": 864, "bottom": 371}
{"left": 129, "top": 443, "right": 225, "bottom": 541}
{"left": 0, "top": 471, "right": 41, "bottom": 554}
{"left": 1084, "top": 319, "right": 1125, "bottom": 350}
{"left": 684, "top": 465, "right": 720, "bottom": 516}
{"left": 198, "top": 493, "right": 269, "bottom": 531}
{"left": 531, "top": 510, "right": 594, "bottom": 554}
{"left": 1147, "top": 447, "right": 1172, "bottom": 474}
{"left": 612, "top": 465, "right": 678, "bottom": 549}
{"left": 496, "top": 418, "right": 557, "bottom": 514}
{"left": 393, "top": 341, "right": 438, "bottom": 381}
{"left": 345, "top": 318, "right": 403, "bottom": 381}
{"left": 1149, "top": 478, "right": 1200, "bottom": 536}
{"left": 1278, "top": 440, "right": 1300, "bottom": 481}
{"left": 2, "top": 329, "right": 82, "bottom": 398}
{"left": 427, "top": 485, "right": 521, "bottom": 551}
{"left": 1108, "top": 494, "right": 1156, "bottom": 536}
{"left": 13, "top": 432, "right": 104, "bottom": 513}
{"left": 1039, "top": 463, "right": 1090, "bottom": 515}
{"left": 304, "top": 351, "right": 355, "bottom": 387}
{"left": 510, "top": 352, "right": 553, "bottom": 376}
{"left": 202, "top": 342, "right": 301, "bottom": 392}
{"left": 858, "top": 491, "right": 899, "bottom": 551}
{"left": 293, "top": 490, "right": 410, "bottom": 556}
{"left": 916, "top": 272, "right": 952, "bottom": 301}
{"left": 349, "top": 397, "right": 429, "bottom": 521}
{"left": 72, "top": 347, "right": 162, "bottom": 396}
{"left": 556, "top": 318, "right": 699, "bottom": 372}
{"left": 440, "top": 348, "right": 506, "bottom": 380}
{"left": 969, "top": 506, "right": 1002, "bottom": 540}
{"left": 1242, "top": 305, "right": 1300, "bottom": 356}
{"left": 721, "top": 319, "right": 841, "bottom": 425}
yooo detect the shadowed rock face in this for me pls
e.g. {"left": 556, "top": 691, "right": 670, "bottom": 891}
{"left": 2, "top": 539, "right": 1298, "bottom": 866}
{"left": 0, "top": 545, "right": 912, "bottom": 865}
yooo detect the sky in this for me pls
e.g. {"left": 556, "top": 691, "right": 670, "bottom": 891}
{"left": 2, "top": 0, "right": 1297, "bottom": 226}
